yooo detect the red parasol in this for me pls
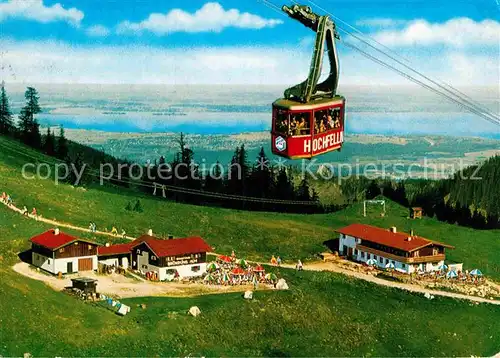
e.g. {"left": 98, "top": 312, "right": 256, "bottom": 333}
{"left": 231, "top": 267, "right": 245, "bottom": 275}
{"left": 253, "top": 265, "right": 265, "bottom": 273}
{"left": 218, "top": 255, "right": 232, "bottom": 263}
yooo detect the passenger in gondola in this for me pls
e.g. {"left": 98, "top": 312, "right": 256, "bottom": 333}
{"left": 302, "top": 116, "right": 310, "bottom": 134}
{"left": 297, "top": 116, "right": 306, "bottom": 134}
{"left": 327, "top": 114, "right": 335, "bottom": 129}
{"left": 319, "top": 119, "right": 326, "bottom": 133}
{"left": 291, "top": 117, "right": 300, "bottom": 135}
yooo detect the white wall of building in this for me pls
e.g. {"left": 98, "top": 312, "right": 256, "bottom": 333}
{"left": 32, "top": 252, "right": 55, "bottom": 273}
{"left": 339, "top": 234, "right": 357, "bottom": 254}
{"left": 339, "top": 234, "right": 444, "bottom": 274}
{"left": 32, "top": 252, "right": 97, "bottom": 274}
{"left": 99, "top": 257, "right": 119, "bottom": 267}
{"left": 53, "top": 255, "right": 98, "bottom": 274}
{"left": 98, "top": 256, "right": 129, "bottom": 269}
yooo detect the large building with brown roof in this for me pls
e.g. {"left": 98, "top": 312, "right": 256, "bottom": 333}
{"left": 336, "top": 224, "right": 454, "bottom": 273}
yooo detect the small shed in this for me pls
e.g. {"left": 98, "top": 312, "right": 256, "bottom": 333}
{"left": 71, "top": 277, "right": 97, "bottom": 294}
{"left": 411, "top": 207, "right": 423, "bottom": 219}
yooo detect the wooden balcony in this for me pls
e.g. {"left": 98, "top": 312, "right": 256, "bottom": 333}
{"left": 356, "top": 245, "right": 445, "bottom": 264}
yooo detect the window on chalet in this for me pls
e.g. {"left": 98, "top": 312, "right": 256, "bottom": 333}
{"left": 402, "top": 264, "right": 406, "bottom": 269}
{"left": 151, "top": 256, "right": 157, "bottom": 261}
{"left": 137, "top": 249, "right": 141, "bottom": 254}
{"left": 354, "top": 249, "right": 358, "bottom": 256}
{"left": 379, "top": 257, "right": 383, "bottom": 263}
{"left": 48, "top": 259, "right": 51, "bottom": 264}
{"left": 59, "top": 248, "right": 65, "bottom": 253}
{"left": 191, "top": 266, "right": 201, "bottom": 272}
{"left": 414, "top": 251, "right": 420, "bottom": 257}
{"left": 74, "top": 242, "right": 78, "bottom": 245}
{"left": 88, "top": 245, "right": 92, "bottom": 250}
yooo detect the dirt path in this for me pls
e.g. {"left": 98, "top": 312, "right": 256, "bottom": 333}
{"left": 4, "top": 201, "right": 500, "bottom": 305}
{"left": 12, "top": 262, "right": 266, "bottom": 299}
{"left": 1, "top": 201, "right": 136, "bottom": 240}
{"left": 283, "top": 261, "right": 500, "bottom": 306}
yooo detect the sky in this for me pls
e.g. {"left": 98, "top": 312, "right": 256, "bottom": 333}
{"left": 0, "top": 0, "right": 499, "bottom": 87}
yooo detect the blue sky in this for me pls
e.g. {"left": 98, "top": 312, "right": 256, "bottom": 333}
{"left": 1, "top": 0, "right": 499, "bottom": 86}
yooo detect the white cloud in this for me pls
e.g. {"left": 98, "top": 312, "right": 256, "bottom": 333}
{"left": 0, "top": 0, "right": 84, "bottom": 26}
{"left": 355, "top": 18, "right": 408, "bottom": 27}
{"left": 86, "top": 25, "right": 110, "bottom": 37}
{"left": 0, "top": 39, "right": 308, "bottom": 85}
{"left": 116, "top": 2, "right": 283, "bottom": 35}
{"left": 372, "top": 18, "right": 500, "bottom": 47}
{"left": 0, "top": 39, "right": 498, "bottom": 88}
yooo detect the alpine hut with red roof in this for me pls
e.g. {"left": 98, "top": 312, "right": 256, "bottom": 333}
{"left": 129, "top": 232, "right": 212, "bottom": 280}
{"left": 96, "top": 231, "right": 213, "bottom": 280}
{"left": 30, "top": 228, "right": 99, "bottom": 275}
{"left": 336, "top": 224, "right": 454, "bottom": 273}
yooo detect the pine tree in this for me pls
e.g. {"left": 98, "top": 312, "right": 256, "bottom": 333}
{"left": 18, "top": 87, "right": 42, "bottom": 148}
{"left": 274, "top": 168, "right": 295, "bottom": 200}
{"left": 0, "top": 83, "right": 14, "bottom": 136}
{"left": 57, "top": 126, "right": 69, "bottom": 160}
{"left": 204, "top": 161, "right": 224, "bottom": 193}
{"left": 250, "top": 147, "right": 273, "bottom": 198}
{"left": 296, "top": 177, "right": 311, "bottom": 201}
{"left": 43, "top": 127, "right": 56, "bottom": 156}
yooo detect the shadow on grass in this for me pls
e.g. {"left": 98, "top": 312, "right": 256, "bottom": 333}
{"left": 18, "top": 249, "right": 32, "bottom": 264}
{"left": 323, "top": 238, "right": 339, "bottom": 252}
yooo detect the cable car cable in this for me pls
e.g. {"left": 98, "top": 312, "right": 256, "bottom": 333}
{"left": 307, "top": 0, "right": 500, "bottom": 125}
{"left": 259, "top": 0, "right": 499, "bottom": 126}
{"left": 341, "top": 40, "right": 500, "bottom": 127}
{"left": 0, "top": 140, "right": 322, "bottom": 206}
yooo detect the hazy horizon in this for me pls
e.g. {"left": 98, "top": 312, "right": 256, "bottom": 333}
{"left": 3, "top": 83, "right": 499, "bottom": 139}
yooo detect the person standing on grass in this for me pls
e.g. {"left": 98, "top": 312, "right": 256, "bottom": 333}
{"left": 277, "top": 256, "right": 282, "bottom": 266}
{"left": 22, "top": 206, "right": 28, "bottom": 215}
{"left": 111, "top": 226, "right": 118, "bottom": 235}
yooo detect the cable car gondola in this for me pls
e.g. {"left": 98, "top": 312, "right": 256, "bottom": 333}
{"left": 271, "top": 4, "right": 346, "bottom": 159}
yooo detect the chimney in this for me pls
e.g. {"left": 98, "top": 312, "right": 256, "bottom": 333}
{"left": 406, "top": 236, "right": 412, "bottom": 241}
{"left": 168, "top": 235, "right": 174, "bottom": 240}
{"left": 54, "top": 228, "right": 60, "bottom": 235}
{"left": 410, "top": 229, "right": 414, "bottom": 237}
{"left": 390, "top": 226, "right": 397, "bottom": 233}
{"left": 147, "top": 229, "right": 153, "bottom": 237}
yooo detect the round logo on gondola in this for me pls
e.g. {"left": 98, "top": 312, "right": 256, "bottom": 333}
{"left": 275, "top": 136, "right": 286, "bottom": 152}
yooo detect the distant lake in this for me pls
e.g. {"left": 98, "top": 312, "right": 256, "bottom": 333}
{"left": 37, "top": 111, "right": 500, "bottom": 139}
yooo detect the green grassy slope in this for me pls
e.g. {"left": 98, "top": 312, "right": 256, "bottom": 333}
{"left": 0, "top": 135, "right": 499, "bottom": 278}
{"left": 1, "top": 136, "right": 500, "bottom": 356}
{"left": 1, "top": 209, "right": 500, "bottom": 357}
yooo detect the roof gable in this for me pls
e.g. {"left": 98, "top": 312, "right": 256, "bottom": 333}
{"left": 30, "top": 229, "right": 98, "bottom": 251}
{"left": 336, "top": 224, "right": 454, "bottom": 252}
{"left": 132, "top": 236, "right": 212, "bottom": 257}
